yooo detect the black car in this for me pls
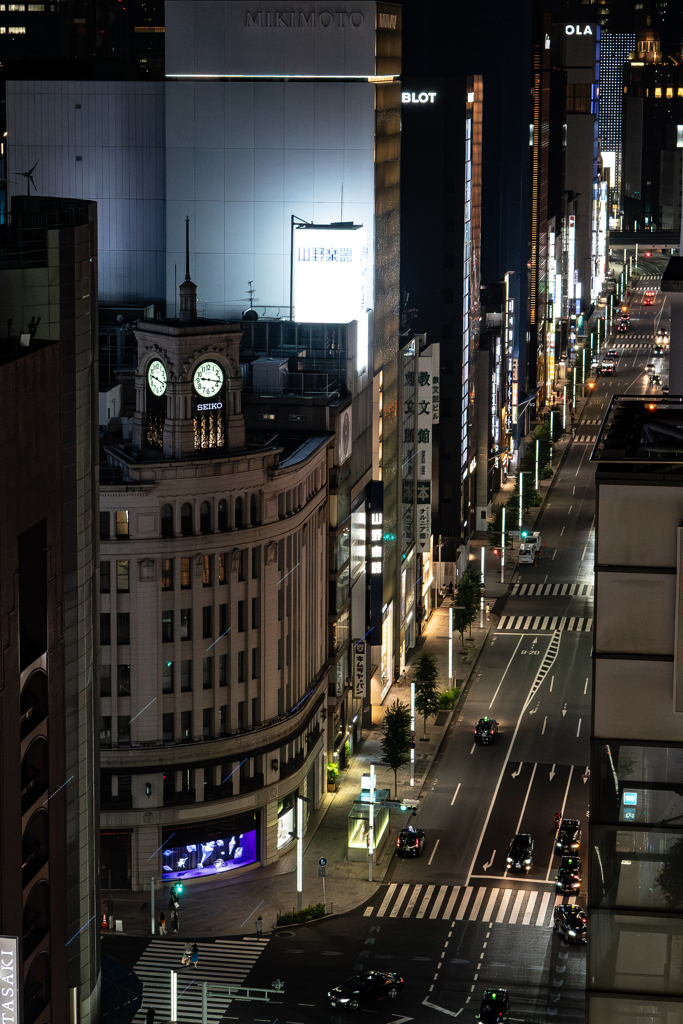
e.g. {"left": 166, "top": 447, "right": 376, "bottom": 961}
{"left": 396, "top": 826, "right": 426, "bottom": 858}
{"left": 616, "top": 322, "right": 627, "bottom": 333}
{"left": 476, "top": 987, "right": 510, "bottom": 1022}
{"left": 328, "top": 971, "right": 404, "bottom": 1010}
{"left": 556, "top": 855, "right": 582, "bottom": 893}
{"left": 554, "top": 903, "right": 587, "bottom": 943}
{"left": 605, "top": 349, "right": 619, "bottom": 358}
{"left": 599, "top": 361, "right": 615, "bottom": 376}
{"left": 474, "top": 717, "right": 498, "bottom": 745}
{"left": 654, "top": 345, "right": 664, "bottom": 356}
{"left": 506, "top": 833, "right": 533, "bottom": 872}
{"left": 556, "top": 818, "right": 582, "bottom": 854}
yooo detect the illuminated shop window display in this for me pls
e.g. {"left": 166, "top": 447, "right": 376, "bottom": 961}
{"left": 277, "top": 797, "right": 296, "bottom": 850}
{"left": 161, "top": 817, "right": 258, "bottom": 879}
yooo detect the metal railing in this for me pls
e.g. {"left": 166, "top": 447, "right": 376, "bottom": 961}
{"left": 168, "top": 971, "right": 284, "bottom": 1022}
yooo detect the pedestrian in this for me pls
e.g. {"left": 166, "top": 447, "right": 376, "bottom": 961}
{"left": 158, "top": 912, "right": 167, "bottom": 936}
{"left": 554, "top": 811, "right": 562, "bottom": 829}
{"left": 181, "top": 941, "right": 192, "bottom": 967}
{"left": 190, "top": 942, "right": 199, "bottom": 968}
{"left": 255, "top": 916, "right": 263, "bottom": 940}
{"left": 146, "top": 1008, "right": 155, "bottom": 1024}
{"left": 171, "top": 908, "right": 179, "bottom": 934}
{"left": 485, "top": 602, "right": 490, "bottom": 621}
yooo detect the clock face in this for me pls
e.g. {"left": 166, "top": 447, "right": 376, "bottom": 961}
{"left": 147, "top": 359, "right": 167, "bottom": 397}
{"left": 194, "top": 360, "right": 224, "bottom": 399}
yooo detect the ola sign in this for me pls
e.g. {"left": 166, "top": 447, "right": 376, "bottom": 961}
{"left": 565, "top": 24, "right": 593, "bottom": 35}
{"left": 402, "top": 91, "right": 437, "bottom": 104}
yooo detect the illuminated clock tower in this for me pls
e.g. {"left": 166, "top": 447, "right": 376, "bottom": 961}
{"left": 132, "top": 224, "right": 245, "bottom": 458}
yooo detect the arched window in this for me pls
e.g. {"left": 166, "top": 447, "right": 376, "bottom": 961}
{"left": 20, "top": 670, "right": 48, "bottom": 740}
{"left": 218, "top": 499, "right": 228, "bottom": 532}
{"left": 21, "top": 737, "right": 49, "bottom": 814}
{"left": 22, "top": 810, "right": 49, "bottom": 888}
{"left": 181, "top": 503, "right": 193, "bottom": 536}
{"left": 160, "top": 504, "right": 174, "bottom": 538}
{"left": 23, "top": 880, "right": 50, "bottom": 958}
{"left": 23, "top": 950, "right": 50, "bottom": 1024}
{"left": 234, "top": 497, "right": 243, "bottom": 530}
{"left": 250, "top": 493, "right": 258, "bottom": 526}
{"left": 200, "top": 501, "right": 212, "bottom": 534}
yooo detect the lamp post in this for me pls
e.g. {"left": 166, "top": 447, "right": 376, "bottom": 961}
{"left": 519, "top": 471, "right": 524, "bottom": 531}
{"left": 563, "top": 385, "right": 567, "bottom": 430}
{"left": 501, "top": 505, "right": 506, "bottom": 584}
{"left": 410, "top": 681, "right": 416, "bottom": 787}
{"left": 479, "top": 544, "right": 485, "bottom": 628}
{"left": 368, "top": 764, "right": 375, "bottom": 881}
{"left": 535, "top": 439, "right": 540, "bottom": 492}
{"left": 448, "top": 606, "right": 453, "bottom": 682}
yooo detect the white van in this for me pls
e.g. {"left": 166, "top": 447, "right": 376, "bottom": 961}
{"left": 518, "top": 543, "right": 535, "bottom": 564}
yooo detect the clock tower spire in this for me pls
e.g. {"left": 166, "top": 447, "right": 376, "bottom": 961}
{"left": 179, "top": 216, "right": 197, "bottom": 324}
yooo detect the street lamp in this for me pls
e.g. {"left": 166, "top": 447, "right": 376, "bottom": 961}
{"left": 368, "top": 764, "right": 375, "bottom": 881}
{"left": 535, "top": 439, "right": 540, "bottom": 492}
{"left": 448, "top": 606, "right": 453, "bottom": 682}
{"left": 501, "top": 505, "right": 506, "bottom": 584}
{"left": 479, "top": 544, "right": 485, "bottom": 627}
{"left": 410, "top": 681, "right": 416, "bottom": 786}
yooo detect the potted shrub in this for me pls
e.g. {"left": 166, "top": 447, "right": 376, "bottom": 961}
{"left": 327, "top": 762, "right": 340, "bottom": 792}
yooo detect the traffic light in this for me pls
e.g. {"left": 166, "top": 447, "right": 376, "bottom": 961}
{"left": 492, "top": 548, "right": 499, "bottom": 557}
{"left": 521, "top": 530, "right": 528, "bottom": 539}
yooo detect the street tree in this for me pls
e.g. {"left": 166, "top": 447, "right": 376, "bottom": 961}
{"left": 380, "top": 700, "right": 412, "bottom": 797}
{"left": 413, "top": 651, "right": 441, "bottom": 740}
{"left": 456, "top": 570, "right": 481, "bottom": 640}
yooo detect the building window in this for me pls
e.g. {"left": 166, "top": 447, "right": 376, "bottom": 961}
{"left": 117, "top": 664, "right": 131, "bottom": 696}
{"left": 160, "top": 504, "right": 173, "bottom": 538}
{"left": 180, "top": 608, "right": 192, "bottom": 640}
{"left": 202, "top": 606, "right": 213, "bottom": 639}
{"left": 180, "top": 710, "right": 192, "bottom": 742}
{"left": 234, "top": 497, "right": 243, "bottom": 529}
{"left": 678, "top": 87, "right": 683, "bottom": 97}
{"left": 219, "top": 553, "right": 227, "bottom": 584}
{"left": 252, "top": 647, "right": 258, "bottom": 679}
{"left": 100, "top": 613, "right": 111, "bottom": 646}
{"left": 238, "top": 549, "right": 246, "bottom": 581}
{"left": 238, "top": 651, "right": 245, "bottom": 682}
{"left": 100, "top": 511, "right": 110, "bottom": 540}
{"left": 202, "top": 707, "right": 213, "bottom": 737}
{"left": 162, "top": 660, "right": 174, "bottom": 693}
{"left": 250, "top": 493, "right": 258, "bottom": 525}
{"left": 117, "top": 612, "right": 130, "bottom": 646}
{"left": 202, "top": 656, "right": 212, "bottom": 689}
{"left": 218, "top": 499, "right": 228, "bottom": 531}
{"left": 8, "top": 24, "right": 26, "bottom": 31}
{"left": 654, "top": 86, "right": 662, "bottom": 98}
{"left": 162, "top": 558, "right": 173, "bottom": 590}
{"left": 181, "top": 557, "right": 191, "bottom": 589}
{"left": 99, "top": 664, "right": 111, "bottom": 697}
{"left": 219, "top": 654, "right": 227, "bottom": 687}
{"left": 251, "top": 696, "right": 259, "bottom": 726}
{"left": 162, "top": 610, "right": 174, "bottom": 643}
{"left": 162, "top": 713, "right": 174, "bottom": 743}
{"left": 181, "top": 659, "right": 192, "bottom": 692}
{"left": 116, "top": 560, "right": 130, "bottom": 592}
{"left": 251, "top": 596, "right": 258, "bottom": 629}
{"left": 117, "top": 715, "right": 130, "bottom": 746}
{"left": 219, "top": 705, "right": 227, "bottom": 735}
{"left": 100, "top": 716, "right": 112, "bottom": 747}
{"left": 237, "top": 601, "right": 245, "bottom": 632}
{"left": 252, "top": 546, "right": 260, "bottom": 578}
{"left": 237, "top": 700, "right": 245, "bottom": 730}
{"left": 200, "top": 501, "right": 212, "bottom": 534}
{"left": 100, "top": 561, "right": 111, "bottom": 593}
{"left": 202, "top": 554, "right": 211, "bottom": 587}
{"left": 180, "top": 503, "right": 193, "bottom": 536}
{"left": 666, "top": 86, "right": 673, "bottom": 99}
{"left": 116, "top": 510, "right": 129, "bottom": 538}
{"left": 219, "top": 603, "right": 227, "bottom": 636}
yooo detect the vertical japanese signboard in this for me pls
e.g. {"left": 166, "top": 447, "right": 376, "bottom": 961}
{"left": 354, "top": 640, "right": 366, "bottom": 697}
{"left": 416, "top": 355, "right": 433, "bottom": 550}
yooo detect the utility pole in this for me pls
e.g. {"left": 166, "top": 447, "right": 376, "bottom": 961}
{"left": 501, "top": 505, "right": 506, "bottom": 584}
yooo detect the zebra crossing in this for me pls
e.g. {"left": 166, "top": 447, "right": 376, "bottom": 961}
{"left": 511, "top": 582, "right": 593, "bottom": 597}
{"left": 364, "top": 882, "right": 566, "bottom": 928}
{"left": 131, "top": 937, "right": 266, "bottom": 1023}
{"left": 581, "top": 419, "right": 602, "bottom": 425}
{"left": 606, "top": 337, "right": 664, "bottom": 345}
{"left": 496, "top": 615, "right": 592, "bottom": 632}
{"left": 572, "top": 435, "right": 597, "bottom": 443}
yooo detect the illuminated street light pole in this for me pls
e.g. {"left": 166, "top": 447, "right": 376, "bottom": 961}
{"left": 563, "top": 385, "right": 567, "bottom": 430}
{"left": 448, "top": 606, "right": 453, "bottom": 682}
{"left": 501, "top": 505, "right": 506, "bottom": 584}
{"left": 479, "top": 544, "right": 485, "bottom": 628}
{"left": 535, "top": 439, "right": 539, "bottom": 491}
{"left": 368, "top": 764, "right": 375, "bottom": 881}
{"left": 410, "top": 681, "right": 416, "bottom": 786}
{"left": 297, "top": 795, "right": 304, "bottom": 910}
{"left": 519, "top": 472, "right": 524, "bottom": 531}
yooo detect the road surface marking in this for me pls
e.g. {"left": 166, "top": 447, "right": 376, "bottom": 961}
{"left": 363, "top": 907, "right": 374, "bottom": 916}
{"left": 455, "top": 887, "right": 473, "bottom": 920}
{"left": 549, "top": 674, "right": 554, "bottom": 691}
{"left": 508, "top": 890, "right": 526, "bottom": 925}
{"left": 481, "top": 889, "right": 499, "bottom": 923}
{"left": 495, "top": 889, "right": 512, "bottom": 923}
{"left": 450, "top": 782, "right": 461, "bottom": 806}
{"left": 560, "top": 526, "right": 565, "bottom": 536}
{"left": 487, "top": 634, "right": 524, "bottom": 710}
{"left": 522, "top": 892, "right": 538, "bottom": 925}
{"left": 536, "top": 892, "right": 551, "bottom": 925}
{"left": 577, "top": 718, "right": 582, "bottom": 738}
{"left": 428, "top": 840, "right": 440, "bottom": 867}
{"left": 376, "top": 884, "right": 397, "bottom": 917}
{"left": 482, "top": 850, "right": 496, "bottom": 871}
{"left": 390, "top": 884, "right": 411, "bottom": 917}
{"left": 404, "top": 885, "right": 423, "bottom": 917}
{"left": 469, "top": 887, "right": 487, "bottom": 921}
{"left": 470, "top": 743, "right": 476, "bottom": 754}
{"left": 542, "top": 716, "right": 547, "bottom": 735}
{"left": 513, "top": 762, "right": 537, "bottom": 835}
{"left": 443, "top": 887, "right": 460, "bottom": 920}
{"left": 416, "top": 884, "right": 435, "bottom": 919}
{"left": 552, "top": 550, "right": 557, "bottom": 559}
{"left": 545, "top": 766, "right": 574, "bottom": 881}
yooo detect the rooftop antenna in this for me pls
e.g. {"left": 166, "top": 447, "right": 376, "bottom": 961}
{"left": 340, "top": 182, "right": 344, "bottom": 221}
{"left": 13, "top": 159, "right": 39, "bottom": 196}
{"left": 178, "top": 215, "right": 197, "bottom": 323}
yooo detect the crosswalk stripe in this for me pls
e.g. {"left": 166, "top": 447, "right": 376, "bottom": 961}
{"left": 552, "top": 584, "right": 560, "bottom": 595}
{"left": 482, "top": 888, "right": 499, "bottom": 923}
{"left": 568, "top": 617, "right": 575, "bottom": 630}
{"left": 496, "top": 889, "right": 512, "bottom": 923}
{"left": 522, "top": 892, "right": 538, "bottom": 925}
{"left": 532, "top": 616, "right": 541, "bottom": 629}
{"left": 561, "top": 584, "right": 568, "bottom": 595}
{"left": 508, "top": 890, "right": 526, "bottom": 925}
{"left": 496, "top": 615, "right": 592, "bottom": 632}
{"left": 469, "top": 886, "right": 487, "bottom": 921}
{"left": 403, "top": 885, "right": 422, "bottom": 917}
{"left": 541, "top": 616, "right": 549, "bottom": 629}
{"left": 586, "top": 617, "right": 593, "bottom": 630}
{"left": 390, "top": 883, "right": 411, "bottom": 918}
{"left": 536, "top": 891, "right": 551, "bottom": 926}
{"left": 455, "top": 887, "right": 473, "bottom": 921}
{"left": 442, "top": 886, "right": 460, "bottom": 920}
{"left": 416, "top": 884, "right": 435, "bottom": 919}
{"left": 569, "top": 584, "right": 576, "bottom": 595}
{"left": 429, "top": 884, "right": 448, "bottom": 920}
{"left": 376, "top": 883, "right": 397, "bottom": 917}
{"left": 523, "top": 616, "right": 532, "bottom": 629}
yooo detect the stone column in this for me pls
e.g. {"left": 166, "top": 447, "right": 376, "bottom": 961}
{"left": 661, "top": 257, "right": 683, "bottom": 394}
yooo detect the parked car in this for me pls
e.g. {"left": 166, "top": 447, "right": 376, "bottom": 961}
{"left": 328, "top": 971, "right": 404, "bottom": 1010}
{"left": 396, "top": 826, "right": 426, "bottom": 858}
{"left": 554, "top": 903, "right": 587, "bottom": 943}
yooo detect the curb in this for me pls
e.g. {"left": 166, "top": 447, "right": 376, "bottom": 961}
{"left": 274, "top": 912, "right": 338, "bottom": 930}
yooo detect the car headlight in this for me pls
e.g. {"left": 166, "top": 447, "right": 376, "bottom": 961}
{"left": 507, "top": 857, "right": 513, "bottom": 864}
{"left": 524, "top": 858, "right": 532, "bottom": 864}
{"left": 568, "top": 930, "right": 576, "bottom": 937}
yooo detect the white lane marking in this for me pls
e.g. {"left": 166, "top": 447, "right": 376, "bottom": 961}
{"left": 488, "top": 634, "right": 525, "bottom": 710}
{"left": 428, "top": 840, "right": 440, "bottom": 867}
{"left": 513, "top": 763, "right": 538, "bottom": 835}
{"left": 455, "top": 887, "right": 473, "bottom": 921}
{"left": 522, "top": 892, "right": 538, "bottom": 925}
{"left": 430, "top": 885, "right": 449, "bottom": 920}
{"left": 442, "top": 887, "right": 460, "bottom": 920}
{"left": 470, "top": 743, "right": 476, "bottom": 754}
{"left": 389, "top": 884, "right": 411, "bottom": 918}
{"left": 584, "top": 677, "right": 589, "bottom": 694}
{"left": 363, "top": 907, "right": 374, "bottom": 916}
{"left": 552, "top": 550, "right": 557, "bottom": 559}
{"left": 495, "top": 888, "right": 512, "bottom": 923}
{"left": 404, "top": 885, "right": 423, "bottom": 917}
{"left": 577, "top": 718, "right": 582, "bottom": 738}
{"left": 549, "top": 675, "right": 554, "bottom": 692}
{"left": 451, "top": 783, "right": 461, "bottom": 807}
{"left": 376, "top": 883, "right": 397, "bottom": 917}
{"left": 508, "top": 890, "right": 526, "bottom": 925}
{"left": 536, "top": 891, "right": 551, "bottom": 926}
{"left": 416, "top": 884, "right": 435, "bottom": 919}
{"left": 469, "top": 887, "right": 487, "bottom": 921}
{"left": 542, "top": 716, "right": 547, "bottom": 735}
{"left": 560, "top": 526, "right": 565, "bottom": 536}
{"left": 568, "top": 505, "right": 573, "bottom": 515}
{"left": 481, "top": 889, "right": 499, "bottom": 923}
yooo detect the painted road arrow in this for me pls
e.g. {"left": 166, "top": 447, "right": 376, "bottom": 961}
{"left": 549, "top": 764, "right": 556, "bottom": 781}
{"left": 482, "top": 850, "right": 496, "bottom": 871}
{"left": 511, "top": 763, "right": 523, "bottom": 778}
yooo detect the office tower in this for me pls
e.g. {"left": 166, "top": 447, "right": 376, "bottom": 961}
{"left": 589, "top": 394, "right": 683, "bottom": 1022}
{"left": 0, "top": 196, "right": 99, "bottom": 1024}
{"left": 599, "top": 31, "right": 636, "bottom": 216}
{"left": 400, "top": 76, "right": 483, "bottom": 591}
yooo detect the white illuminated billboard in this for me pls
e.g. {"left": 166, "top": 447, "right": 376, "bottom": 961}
{"left": 294, "top": 223, "right": 369, "bottom": 372}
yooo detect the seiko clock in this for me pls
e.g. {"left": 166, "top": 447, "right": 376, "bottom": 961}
{"left": 147, "top": 359, "right": 167, "bottom": 397}
{"left": 193, "top": 360, "right": 224, "bottom": 398}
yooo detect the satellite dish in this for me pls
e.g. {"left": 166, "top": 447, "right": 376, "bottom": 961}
{"left": 242, "top": 308, "right": 258, "bottom": 321}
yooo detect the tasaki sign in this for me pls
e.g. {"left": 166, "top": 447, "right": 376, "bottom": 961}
{"left": 0, "top": 937, "right": 18, "bottom": 1024}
